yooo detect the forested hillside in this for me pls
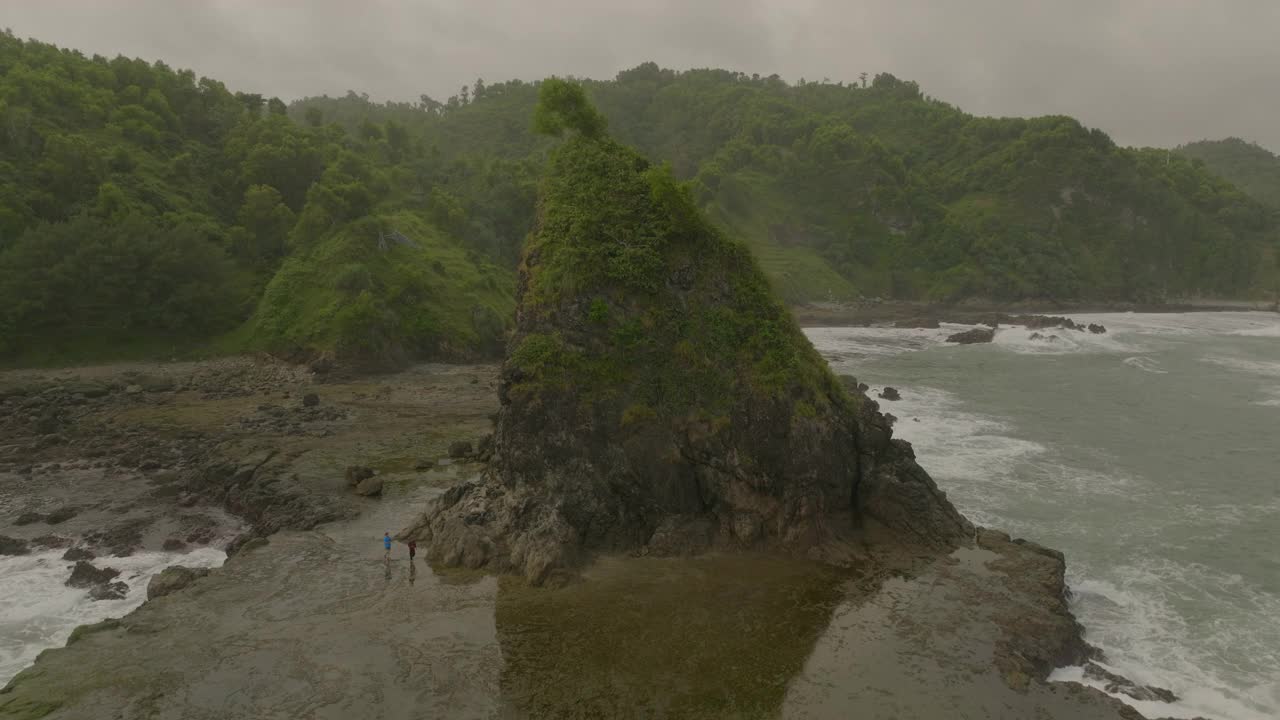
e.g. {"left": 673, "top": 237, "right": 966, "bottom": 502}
{"left": 0, "top": 32, "right": 514, "bottom": 367}
{"left": 2, "top": 33, "right": 1276, "bottom": 366}
{"left": 1176, "top": 138, "right": 1280, "bottom": 209}
{"left": 296, "top": 64, "right": 1278, "bottom": 304}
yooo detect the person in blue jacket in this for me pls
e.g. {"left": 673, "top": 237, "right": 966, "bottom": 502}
{"left": 383, "top": 532, "right": 392, "bottom": 559}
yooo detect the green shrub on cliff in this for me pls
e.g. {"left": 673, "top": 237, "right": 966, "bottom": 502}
{"left": 506, "top": 81, "right": 847, "bottom": 418}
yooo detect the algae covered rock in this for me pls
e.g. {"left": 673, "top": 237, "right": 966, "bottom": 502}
{"left": 406, "top": 81, "right": 970, "bottom": 584}
{"left": 147, "top": 566, "right": 210, "bottom": 600}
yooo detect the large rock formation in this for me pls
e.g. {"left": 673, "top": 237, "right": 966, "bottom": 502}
{"left": 404, "top": 84, "right": 970, "bottom": 585}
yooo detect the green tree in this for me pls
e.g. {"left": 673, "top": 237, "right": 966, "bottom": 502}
{"left": 533, "top": 78, "right": 608, "bottom": 139}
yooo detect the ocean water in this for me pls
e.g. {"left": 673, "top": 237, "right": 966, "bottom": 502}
{"left": 0, "top": 547, "right": 227, "bottom": 686}
{"left": 807, "top": 312, "right": 1280, "bottom": 720}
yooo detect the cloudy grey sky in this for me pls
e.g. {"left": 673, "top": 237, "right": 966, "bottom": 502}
{"left": 7, "top": 0, "right": 1278, "bottom": 150}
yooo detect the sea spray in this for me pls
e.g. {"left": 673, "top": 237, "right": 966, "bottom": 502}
{"left": 0, "top": 547, "right": 226, "bottom": 685}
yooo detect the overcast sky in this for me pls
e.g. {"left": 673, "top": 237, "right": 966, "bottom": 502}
{"left": 7, "top": 0, "right": 1278, "bottom": 151}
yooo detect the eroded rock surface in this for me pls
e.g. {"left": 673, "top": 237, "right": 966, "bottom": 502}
{"left": 147, "top": 565, "right": 210, "bottom": 600}
{"left": 946, "top": 326, "right": 997, "bottom": 344}
{"left": 406, "top": 108, "right": 970, "bottom": 585}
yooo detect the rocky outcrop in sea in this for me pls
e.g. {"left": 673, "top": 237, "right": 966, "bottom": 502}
{"left": 405, "top": 95, "right": 971, "bottom": 585}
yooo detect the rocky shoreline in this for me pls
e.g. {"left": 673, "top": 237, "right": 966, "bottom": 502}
{"left": 0, "top": 357, "right": 1194, "bottom": 719}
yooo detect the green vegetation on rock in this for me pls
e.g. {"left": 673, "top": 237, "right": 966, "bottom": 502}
{"left": 508, "top": 117, "right": 845, "bottom": 418}
{"left": 409, "top": 81, "right": 971, "bottom": 584}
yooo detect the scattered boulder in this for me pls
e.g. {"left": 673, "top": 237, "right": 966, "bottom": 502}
{"left": 354, "top": 476, "right": 385, "bottom": 497}
{"left": 29, "top": 534, "right": 71, "bottom": 549}
{"left": 946, "top": 327, "right": 996, "bottom": 344}
{"left": 88, "top": 581, "right": 129, "bottom": 601}
{"left": 147, "top": 566, "right": 210, "bottom": 600}
{"left": 124, "top": 384, "right": 144, "bottom": 395}
{"left": 414, "top": 459, "right": 435, "bottom": 472}
{"left": 1087, "top": 323, "right": 1107, "bottom": 334}
{"left": 344, "top": 465, "right": 375, "bottom": 487}
{"left": 1083, "top": 661, "right": 1178, "bottom": 703}
{"left": 879, "top": 387, "right": 901, "bottom": 401}
{"left": 225, "top": 534, "right": 269, "bottom": 557}
{"left": 15, "top": 511, "right": 44, "bottom": 526}
{"left": 45, "top": 506, "right": 79, "bottom": 525}
{"left": 66, "top": 561, "right": 120, "bottom": 588}
{"left": 62, "top": 547, "right": 95, "bottom": 562}
{"left": 162, "top": 538, "right": 188, "bottom": 552}
{"left": 302, "top": 393, "right": 320, "bottom": 407}
{"left": 0, "top": 535, "right": 30, "bottom": 556}
{"left": 1007, "top": 314, "right": 1084, "bottom": 332}
{"left": 447, "top": 441, "right": 473, "bottom": 459}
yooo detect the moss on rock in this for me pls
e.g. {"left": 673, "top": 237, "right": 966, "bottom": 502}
{"left": 405, "top": 83, "right": 970, "bottom": 584}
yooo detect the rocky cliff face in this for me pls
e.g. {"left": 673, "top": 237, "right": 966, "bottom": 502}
{"left": 404, "top": 120, "right": 972, "bottom": 584}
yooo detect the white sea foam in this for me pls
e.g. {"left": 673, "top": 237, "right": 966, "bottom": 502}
{"left": 0, "top": 547, "right": 226, "bottom": 685}
{"left": 1255, "top": 387, "right": 1280, "bottom": 407}
{"left": 1230, "top": 323, "right": 1280, "bottom": 337}
{"left": 1057, "top": 557, "right": 1280, "bottom": 720}
{"left": 992, "top": 324, "right": 1142, "bottom": 355}
{"left": 804, "top": 325, "right": 956, "bottom": 360}
{"left": 1074, "top": 311, "right": 1280, "bottom": 339}
{"left": 1123, "top": 356, "right": 1169, "bottom": 374}
{"left": 1202, "top": 355, "right": 1280, "bottom": 379}
{"left": 812, "top": 316, "right": 1280, "bottom": 720}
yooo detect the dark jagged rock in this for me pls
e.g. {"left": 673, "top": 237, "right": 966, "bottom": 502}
{"left": 85, "top": 517, "right": 151, "bottom": 557}
{"left": 14, "top": 511, "right": 44, "bottom": 526}
{"left": 61, "top": 546, "right": 95, "bottom": 562}
{"left": 88, "top": 581, "right": 129, "bottom": 601}
{"left": 302, "top": 392, "right": 320, "bottom": 407}
{"left": 354, "top": 476, "right": 384, "bottom": 497}
{"left": 405, "top": 100, "right": 971, "bottom": 585}
{"left": 1088, "top": 323, "right": 1107, "bottom": 334}
{"left": 447, "top": 440, "right": 474, "bottom": 459}
{"left": 879, "top": 387, "right": 901, "bottom": 401}
{"left": 344, "top": 465, "right": 375, "bottom": 487}
{"left": 147, "top": 566, "right": 210, "bottom": 600}
{"left": 29, "top": 534, "right": 71, "bottom": 549}
{"left": 1005, "top": 314, "right": 1084, "bottom": 331}
{"left": 946, "top": 326, "right": 996, "bottom": 344}
{"left": 0, "top": 535, "right": 30, "bottom": 556}
{"left": 66, "top": 561, "right": 120, "bottom": 588}
{"left": 976, "top": 529, "right": 1093, "bottom": 683}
